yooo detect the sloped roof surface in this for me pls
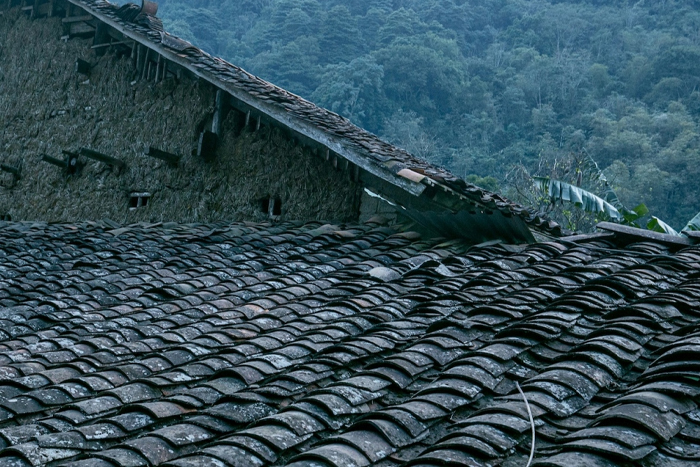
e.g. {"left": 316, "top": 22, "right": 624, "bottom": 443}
{"left": 0, "top": 221, "right": 699, "bottom": 466}
{"left": 65, "top": 0, "right": 562, "bottom": 237}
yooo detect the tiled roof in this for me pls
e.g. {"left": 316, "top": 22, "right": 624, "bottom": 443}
{"left": 0, "top": 221, "right": 699, "bottom": 466}
{"left": 60, "top": 0, "right": 563, "bottom": 239}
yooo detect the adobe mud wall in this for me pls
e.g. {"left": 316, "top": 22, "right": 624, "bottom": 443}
{"left": 0, "top": 11, "right": 361, "bottom": 223}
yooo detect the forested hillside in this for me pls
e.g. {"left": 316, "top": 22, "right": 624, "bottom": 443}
{"left": 153, "top": 0, "right": 700, "bottom": 230}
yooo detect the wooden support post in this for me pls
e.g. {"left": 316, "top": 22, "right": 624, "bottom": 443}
{"left": 141, "top": 48, "right": 149, "bottom": 80}
{"left": 155, "top": 54, "right": 162, "bottom": 83}
{"left": 244, "top": 110, "right": 251, "bottom": 129}
{"left": 351, "top": 164, "right": 360, "bottom": 182}
{"left": 21, "top": 3, "right": 34, "bottom": 16}
{"left": 79, "top": 148, "right": 126, "bottom": 170}
{"left": 212, "top": 90, "right": 224, "bottom": 136}
{"left": 135, "top": 43, "right": 142, "bottom": 74}
{"left": 92, "top": 23, "right": 110, "bottom": 56}
{"left": 161, "top": 59, "right": 168, "bottom": 81}
{"left": 256, "top": 115, "right": 261, "bottom": 132}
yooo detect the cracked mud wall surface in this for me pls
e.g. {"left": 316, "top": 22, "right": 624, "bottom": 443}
{"left": 0, "top": 11, "right": 362, "bottom": 223}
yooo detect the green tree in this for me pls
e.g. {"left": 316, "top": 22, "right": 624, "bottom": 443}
{"left": 311, "top": 56, "right": 386, "bottom": 131}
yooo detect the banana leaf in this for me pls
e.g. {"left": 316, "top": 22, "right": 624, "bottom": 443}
{"left": 622, "top": 203, "right": 649, "bottom": 226}
{"left": 647, "top": 216, "right": 679, "bottom": 236}
{"left": 682, "top": 212, "right": 700, "bottom": 232}
{"left": 533, "top": 177, "right": 622, "bottom": 220}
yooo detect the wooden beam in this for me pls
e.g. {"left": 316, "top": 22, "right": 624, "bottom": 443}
{"left": 66, "top": 0, "right": 427, "bottom": 198}
{"left": 79, "top": 148, "right": 126, "bottom": 170}
{"left": 41, "top": 154, "right": 67, "bottom": 168}
{"left": 212, "top": 89, "right": 224, "bottom": 136}
{"left": 350, "top": 163, "right": 360, "bottom": 182}
{"left": 135, "top": 43, "right": 144, "bottom": 74}
{"left": 91, "top": 40, "right": 130, "bottom": 50}
{"left": 0, "top": 164, "right": 20, "bottom": 178}
{"left": 268, "top": 197, "right": 279, "bottom": 218}
{"left": 62, "top": 14, "right": 91, "bottom": 23}
{"left": 155, "top": 54, "right": 162, "bottom": 83}
{"left": 140, "top": 47, "right": 149, "bottom": 80}
{"left": 597, "top": 221, "right": 691, "bottom": 248}
{"left": 145, "top": 147, "right": 180, "bottom": 167}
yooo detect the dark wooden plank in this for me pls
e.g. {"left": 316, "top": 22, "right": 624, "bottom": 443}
{"left": 0, "top": 164, "right": 21, "bottom": 179}
{"left": 62, "top": 14, "right": 91, "bottom": 22}
{"left": 559, "top": 232, "right": 616, "bottom": 244}
{"left": 41, "top": 154, "right": 67, "bottom": 168}
{"left": 596, "top": 222, "right": 691, "bottom": 247}
{"left": 145, "top": 147, "right": 180, "bottom": 167}
{"left": 79, "top": 148, "right": 126, "bottom": 169}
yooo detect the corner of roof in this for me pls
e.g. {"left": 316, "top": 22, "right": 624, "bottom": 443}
{"left": 57, "top": 0, "right": 568, "bottom": 243}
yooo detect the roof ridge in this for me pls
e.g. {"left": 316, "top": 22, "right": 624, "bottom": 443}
{"left": 63, "top": 0, "right": 566, "bottom": 241}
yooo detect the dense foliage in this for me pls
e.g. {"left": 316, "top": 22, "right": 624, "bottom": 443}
{"left": 154, "top": 0, "right": 700, "bottom": 230}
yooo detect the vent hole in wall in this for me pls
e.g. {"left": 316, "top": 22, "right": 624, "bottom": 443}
{"left": 260, "top": 197, "right": 270, "bottom": 214}
{"left": 129, "top": 193, "right": 151, "bottom": 210}
{"left": 259, "top": 196, "right": 282, "bottom": 217}
{"left": 272, "top": 197, "right": 282, "bottom": 216}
